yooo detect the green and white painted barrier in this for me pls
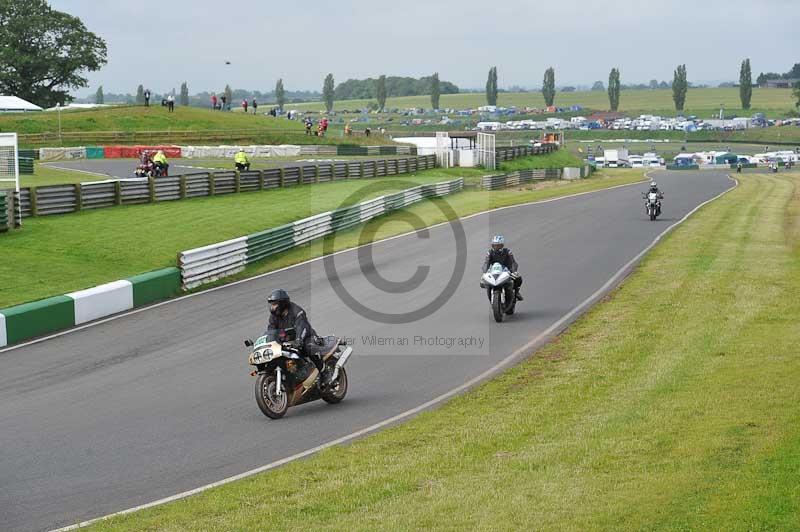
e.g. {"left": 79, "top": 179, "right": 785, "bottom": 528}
{"left": 0, "top": 267, "right": 180, "bottom": 348}
{"left": 179, "top": 178, "right": 465, "bottom": 289}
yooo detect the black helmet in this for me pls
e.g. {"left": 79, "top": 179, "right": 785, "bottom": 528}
{"left": 267, "top": 289, "right": 290, "bottom": 315}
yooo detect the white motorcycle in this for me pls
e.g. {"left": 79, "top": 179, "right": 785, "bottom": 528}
{"left": 480, "top": 262, "right": 518, "bottom": 322}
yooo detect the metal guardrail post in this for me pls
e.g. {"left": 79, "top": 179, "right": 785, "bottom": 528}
{"left": 148, "top": 177, "right": 156, "bottom": 203}
{"left": 234, "top": 171, "right": 241, "bottom": 193}
{"left": 179, "top": 176, "right": 187, "bottom": 199}
{"left": 258, "top": 170, "right": 265, "bottom": 190}
{"left": 29, "top": 187, "right": 38, "bottom": 216}
{"left": 74, "top": 183, "right": 82, "bottom": 212}
{"left": 208, "top": 172, "right": 215, "bottom": 196}
{"left": 279, "top": 167, "right": 285, "bottom": 187}
{"left": 114, "top": 181, "right": 122, "bottom": 205}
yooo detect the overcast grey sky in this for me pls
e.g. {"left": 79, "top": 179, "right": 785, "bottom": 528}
{"left": 50, "top": 0, "right": 799, "bottom": 96}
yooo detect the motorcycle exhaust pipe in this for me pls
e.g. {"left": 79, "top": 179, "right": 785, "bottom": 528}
{"left": 330, "top": 346, "right": 353, "bottom": 382}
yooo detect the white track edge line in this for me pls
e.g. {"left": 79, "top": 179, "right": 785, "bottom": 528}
{"left": 2, "top": 174, "right": 649, "bottom": 354}
{"left": 51, "top": 174, "right": 737, "bottom": 531}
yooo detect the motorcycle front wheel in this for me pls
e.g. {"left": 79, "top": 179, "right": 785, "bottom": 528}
{"left": 492, "top": 290, "right": 504, "bottom": 322}
{"left": 255, "top": 373, "right": 289, "bottom": 419}
{"left": 322, "top": 366, "right": 348, "bottom": 404}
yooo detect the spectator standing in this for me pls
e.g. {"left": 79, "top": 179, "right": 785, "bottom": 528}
{"left": 305, "top": 118, "right": 313, "bottom": 135}
{"left": 242, "top": 99, "right": 248, "bottom": 113}
{"left": 252, "top": 98, "right": 258, "bottom": 115}
{"left": 167, "top": 94, "right": 175, "bottom": 112}
{"left": 211, "top": 93, "right": 218, "bottom": 110}
{"left": 144, "top": 89, "right": 151, "bottom": 107}
{"left": 221, "top": 94, "right": 228, "bottom": 111}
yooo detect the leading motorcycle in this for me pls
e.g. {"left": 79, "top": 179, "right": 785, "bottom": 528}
{"left": 480, "top": 262, "right": 518, "bottom": 322}
{"left": 244, "top": 334, "right": 353, "bottom": 419}
{"left": 643, "top": 191, "right": 663, "bottom": 221}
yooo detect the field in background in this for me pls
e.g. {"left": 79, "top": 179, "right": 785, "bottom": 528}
{"left": 86, "top": 171, "right": 800, "bottom": 531}
{"left": 291, "top": 87, "right": 797, "bottom": 116}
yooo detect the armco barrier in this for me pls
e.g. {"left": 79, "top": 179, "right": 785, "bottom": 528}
{"left": 180, "top": 178, "right": 465, "bottom": 289}
{"left": 0, "top": 268, "right": 181, "bottom": 348}
{"left": 39, "top": 147, "right": 87, "bottom": 162}
{"left": 665, "top": 164, "right": 700, "bottom": 170}
{"left": 86, "top": 146, "right": 105, "bottom": 159}
{"left": 129, "top": 267, "right": 181, "bottom": 307}
{"left": 0, "top": 296, "right": 75, "bottom": 346}
{"left": 19, "top": 158, "right": 34, "bottom": 175}
{"left": 15, "top": 155, "right": 436, "bottom": 219}
{"left": 495, "top": 143, "right": 557, "bottom": 162}
{"left": 480, "top": 168, "right": 561, "bottom": 189}
{"left": 68, "top": 281, "right": 133, "bottom": 325}
{"left": 0, "top": 191, "right": 7, "bottom": 233}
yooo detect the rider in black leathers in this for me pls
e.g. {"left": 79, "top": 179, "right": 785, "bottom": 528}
{"left": 482, "top": 235, "right": 523, "bottom": 300}
{"left": 265, "top": 289, "right": 327, "bottom": 383}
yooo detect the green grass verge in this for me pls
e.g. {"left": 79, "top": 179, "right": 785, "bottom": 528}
{"left": 84, "top": 171, "right": 800, "bottom": 531}
{"left": 16, "top": 163, "right": 105, "bottom": 187}
{"left": 0, "top": 105, "right": 393, "bottom": 147}
{"left": 0, "top": 165, "right": 641, "bottom": 308}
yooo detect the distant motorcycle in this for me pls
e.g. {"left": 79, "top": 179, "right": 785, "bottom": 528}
{"left": 480, "top": 262, "right": 518, "bottom": 322}
{"left": 643, "top": 191, "right": 663, "bottom": 221}
{"left": 244, "top": 334, "right": 352, "bottom": 419}
{"left": 134, "top": 162, "right": 169, "bottom": 178}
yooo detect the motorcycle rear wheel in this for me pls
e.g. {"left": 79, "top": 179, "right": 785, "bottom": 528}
{"left": 322, "top": 366, "right": 348, "bottom": 404}
{"left": 492, "top": 290, "right": 504, "bottom": 322}
{"left": 255, "top": 373, "right": 289, "bottom": 419}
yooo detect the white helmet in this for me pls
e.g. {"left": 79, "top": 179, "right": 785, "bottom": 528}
{"left": 491, "top": 235, "right": 505, "bottom": 249}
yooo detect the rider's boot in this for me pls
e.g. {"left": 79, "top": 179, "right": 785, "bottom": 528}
{"left": 515, "top": 289, "right": 524, "bottom": 301}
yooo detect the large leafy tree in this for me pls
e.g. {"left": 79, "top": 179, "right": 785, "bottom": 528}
{"left": 430, "top": 72, "right": 440, "bottom": 110}
{"left": 739, "top": 59, "right": 752, "bottom": 110}
{"left": 0, "top": 0, "right": 107, "bottom": 107}
{"left": 672, "top": 64, "right": 688, "bottom": 111}
{"left": 542, "top": 67, "right": 555, "bottom": 107}
{"left": 323, "top": 73, "right": 335, "bottom": 113}
{"left": 375, "top": 75, "right": 386, "bottom": 110}
{"left": 608, "top": 68, "right": 621, "bottom": 111}
{"left": 275, "top": 78, "right": 285, "bottom": 110}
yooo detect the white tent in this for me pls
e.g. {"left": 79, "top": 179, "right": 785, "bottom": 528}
{"left": 0, "top": 95, "right": 43, "bottom": 113}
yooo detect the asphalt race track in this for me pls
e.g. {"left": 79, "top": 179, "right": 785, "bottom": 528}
{"left": 41, "top": 158, "right": 354, "bottom": 180}
{"left": 0, "top": 170, "right": 734, "bottom": 531}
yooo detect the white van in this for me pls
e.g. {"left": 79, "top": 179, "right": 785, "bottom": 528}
{"left": 629, "top": 155, "right": 644, "bottom": 168}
